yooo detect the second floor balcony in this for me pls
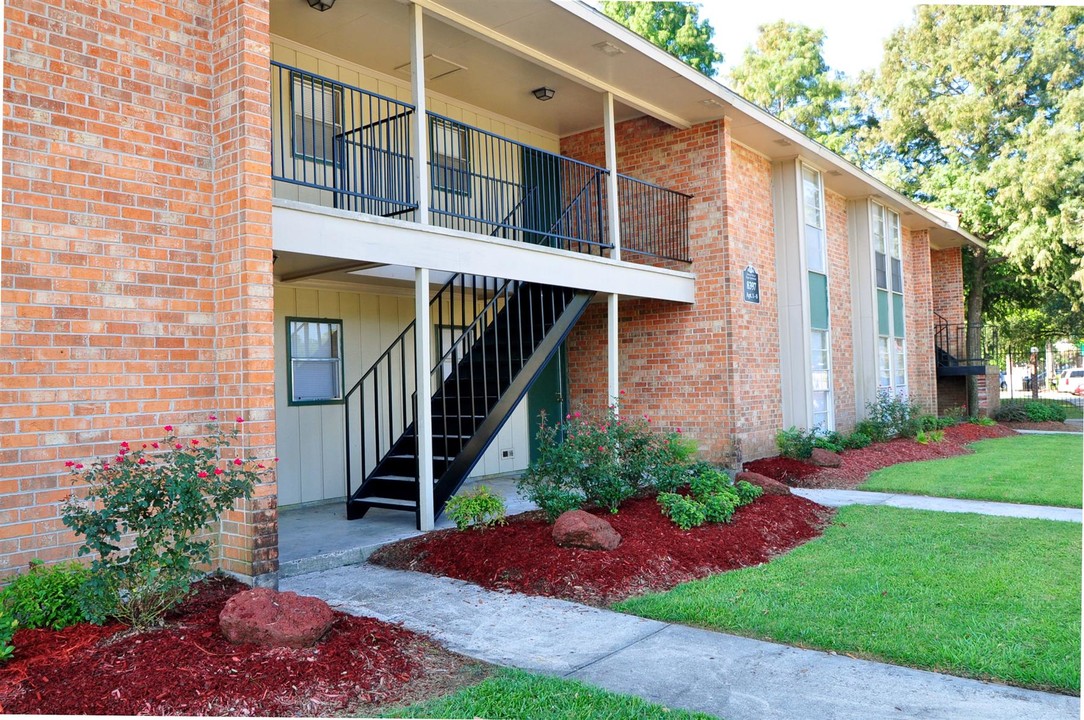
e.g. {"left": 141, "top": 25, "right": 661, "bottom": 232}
{"left": 271, "top": 62, "right": 692, "bottom": 267}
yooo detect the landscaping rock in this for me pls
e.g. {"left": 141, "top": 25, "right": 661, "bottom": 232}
{"left": 736, "top": 471, "right": 791, "bottom": 496}
{"left": 552, "top": 510, "right": 621, "bottom": 551}
{"left": 809, "top": 448, "right": 842, "bottom": 468}
{"left": 219, "top": 587, "right": 335, "bottom": 649}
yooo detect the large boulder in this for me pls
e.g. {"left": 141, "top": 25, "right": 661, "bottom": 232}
{"left": 220, "top": 588, "right": 336, "bottom": 649}
{"left": 736, "top": 471, "right": 791, "bottom": 496}
{"left": 809, "top": 448, "right": 842, "bottom": 468}
{"left": 552, "top": 510, "right": 621, "bottom": 551}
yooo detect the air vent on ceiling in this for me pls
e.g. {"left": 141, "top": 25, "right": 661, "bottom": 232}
{"left": 394, "top": 54, "right": 466, "bottom": 82}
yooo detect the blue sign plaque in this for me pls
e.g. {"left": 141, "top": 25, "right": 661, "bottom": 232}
{"left": 743, "top": 265, "right": 760, "bottom": 304}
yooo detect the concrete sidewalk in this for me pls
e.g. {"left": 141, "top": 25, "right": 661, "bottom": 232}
{"left": 282, "top": 564, "right": 1080, "bottom": 720}
{"left": 792, "top": 488, "right": 1083, "bottom": 523}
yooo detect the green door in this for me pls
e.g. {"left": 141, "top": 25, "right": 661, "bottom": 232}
{"left": 528, "top": 344, "right": 568, "bottom": 460}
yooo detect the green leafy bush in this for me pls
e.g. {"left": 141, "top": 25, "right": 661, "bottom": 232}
{"left": 0, "top": 560, "right": 90, "bottom": 630}
{"left": 995, "top": 400, "right": 1067, "bottom": 423}
{"left": 734, "top": 480, "right": 763, "bottom": 505}
{"left": 972, "top": 416, "right": 997, "bottom": 427}
{"left": 657, "top": 493, "right": 707, "bottom": 530}
{"left": 519, "top": 404, "right": 695, "bottom": 521}
{"left": 62, "top": 417, "right": 272, "bottom": 628}
{"left": 841, "top": 431, "right": 872, "bottom": 450}
{"left": 915, "top": 429, "right": 945, "bottom": 445}
{"left": 862, "top": 391, "right": 924, "bottom": 440}
{"left": 813, "top": 431, "right": 845, "bottom": 453}
{"left": 657, "top": 467, "right": 763, "bottom": 530}
{"left": 445, "top": 485, "right": 506, "bottom": 530}
{"left": 775, "top": 426, "right": 816, "bottom": 459}
{"left": 0, "top": 608, "right": 16, "bottom": 663}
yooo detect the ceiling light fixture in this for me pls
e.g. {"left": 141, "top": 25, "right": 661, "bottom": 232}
{"left": 532, "top": 86, "right": 556, "bottom": 101}
{"left": 307, "top": 0, "right": 335, "bottom": 11}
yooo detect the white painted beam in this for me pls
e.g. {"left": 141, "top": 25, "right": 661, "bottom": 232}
{"left": 410, "top": 3, "right": 429, "bottom": 225}
{"left": 608, "top": 292, "right": 619, "bottom": 407}
{"left": 273, "top": 202, "right": 696, "bottom": 303}
{"left": 603, "top": 92, "right": 621, "bottom": 261}
{"left": 415, "top": 266, "right": 435, "bottom": 531}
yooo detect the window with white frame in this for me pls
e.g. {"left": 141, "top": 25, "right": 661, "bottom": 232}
{"left": 430, "top": 118, "right": 470, "bottom": 196}
{"left": 287, "top": 318, "right": 344, "bottom": 405}
{"left": 291, "top": 74, "right": 341, "bottom": 165}
{"left": 803, "top": 165, "right": 832, "bottom": 430}
{"left": 872, "top": 202, "right": 907, "bottom": 395}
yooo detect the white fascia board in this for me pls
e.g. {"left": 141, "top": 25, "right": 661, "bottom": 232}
{"left": 272, "top": 200, "right": 695, "bottom": 303}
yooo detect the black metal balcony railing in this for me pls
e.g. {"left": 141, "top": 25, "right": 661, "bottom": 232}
{"left": 271, "top": 63, "right": 690, "bottom": 265}
{"left": 934, "top": 312, "right": 998, "bottom": 370}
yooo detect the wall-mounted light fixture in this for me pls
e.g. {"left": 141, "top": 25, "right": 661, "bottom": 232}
{"left": 307, "top": 0, "right": 335, "bottom": 11}
{"left": 532, "top": 87, "right": 556, "bottom": 102}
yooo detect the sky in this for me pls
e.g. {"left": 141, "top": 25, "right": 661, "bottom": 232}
{"left": 697, "top": 0, "right": 919, "bottom": 79}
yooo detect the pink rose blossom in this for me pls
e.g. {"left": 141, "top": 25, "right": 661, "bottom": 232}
{"left": 152, "top": 442, "right": 159, "bottom": 449}
{"left": 209, "top": 415, "right": 217, "bottom": 421}
{"left": 75, "top": 463, "right": 83, "bottom": 470}
{"left": 191, "top": 439, "right": 199, "bottom": 446}
{"left": 138, "top": 458, "right": 147, "bottom": 465}
{"left": 197, "top": 470, "right": 208, "bottom": 478}
{"left": 235, "top": 417, "right": 244, "bottom": 424}
{"left": 233, "top": 458, "right": 243, "bottom": 466}
{"left": 65, "top": 461, "right": 75, "bottom": 468}
{"left": 175, "top": 443, "right": 183, "bottom": 449}
{"left": 102, "top": 463, "right": 109, "bottom": 470}
{"left": 573, "top": 411, "right": 581, "bottom": 418}
{"left": 213, "top": 468, "right": 224, "bottom": 476}
{"left": 164, "top": 425, "right": 173, "bottom": 432}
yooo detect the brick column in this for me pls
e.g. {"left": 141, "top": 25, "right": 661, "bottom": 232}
{"left": 210, "top": 0, "right": 277, "bottom": 583}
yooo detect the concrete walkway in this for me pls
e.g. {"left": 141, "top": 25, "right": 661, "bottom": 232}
{"left": 792, "top": 488, "right": 1083, "bottom": 523}
{"left": 282, "top": 564, "right": 1080, "bottom": 720}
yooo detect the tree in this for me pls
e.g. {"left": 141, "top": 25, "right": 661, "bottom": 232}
{"left": 601, "top": 2, "right": 723, "bottom": 76}
{"left": 865, "top": 6, "right": 1084, "bottom": 411}
{"left": 728, "top": 21, "right": 852, "bottom": 151}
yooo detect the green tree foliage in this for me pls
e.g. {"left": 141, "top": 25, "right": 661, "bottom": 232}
{"left": 728, "top": 21, "right": 854, "bottom": 151}
{"left": 601, "top": 2, "right": 723, "bottom": 76}
{"left": 868, "top": 6, "right": 1084, "bottom": 301}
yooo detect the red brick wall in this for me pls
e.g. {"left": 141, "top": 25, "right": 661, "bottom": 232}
{"left": 562, "top": 117, "right": 738, "bottom": 462}
{"left": 1, "top": 0, "right": 275, "bottom": 581}
{"left": 906, "top": 229, "right": 936, "bottom": 412}
{"left": 930, "top": 247, "right": 965, "bottom": 326}
{"left": 825, "top": 190, "right": 855, "bottom": 431}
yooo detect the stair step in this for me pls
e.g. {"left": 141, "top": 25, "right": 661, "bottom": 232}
{"left": 369, "top": 474, "right": 415, "bottom": 483}
{"left": 389, "top": 454, "right": 455, "bottom": 462}
{"left": 354, "top": 496, "right": 417, "bottom": 510}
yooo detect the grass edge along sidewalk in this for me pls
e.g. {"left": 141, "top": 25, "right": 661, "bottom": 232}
{"left": 860, "top": 434, "right": 1083, "bottom": 508}
{"left": 616, "top": 505, "right": 1081, "bottom": 694}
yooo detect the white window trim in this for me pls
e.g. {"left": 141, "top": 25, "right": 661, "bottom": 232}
{"left": 872, "top": 202, "right": 907, "bottom": 396}
{"left": 802, "top": 163, "right": 833, "bottom": 431}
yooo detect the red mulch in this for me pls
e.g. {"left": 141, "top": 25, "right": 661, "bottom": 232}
{"left": 1003, "top": 421, "right": 1082, "bottom": 433}
{"left": 370, "top": 494, "right": 833, "bottom": 606}
{"left": 745, "top": 422, "right": 1020, "bottom": 490}
{"left": 0, "top": 576, "right": 426, "bottom": 716}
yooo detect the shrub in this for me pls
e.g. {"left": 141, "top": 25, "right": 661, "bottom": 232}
{"left": 656, "top": 466, "right": 762, "bottom": 530}
{"left": 0, "top": 560, "right": 90, "bottom": 630}
{"left": 972, "top": 416, "right": 997, "bottom": 427}
{"left": 842, "top": 431, "right": 872, "bottom": 450}
{"left": 519, "top": 404, "right": 695, "bottom": 520}
{"left": 813, "top": 431, "right": 845, "bottom": 453}
{"left": 657, "top": 493, "right": 706, "bottom": 530}
{"left": 0, "top": 608, "right": 16, "bottom": 664}
{"left": 445, "top": 485, "right": 506, "bottom": 531}
{"left": 734, "top": 480, "right": 764, "bottom": 505}
{"left": 62, "top": 417, "right": 272, "bottom": 628}
{"left": 776, "top": 426, "right": 816, "bottom": 459}
{"left": 863, "top": 391, "right": 924, "bottom": 440}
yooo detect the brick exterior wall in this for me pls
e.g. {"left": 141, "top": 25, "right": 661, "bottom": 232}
{"left": 1, "top": 0, "right": 275, "bottom": 581}
{"left": 906, "top": 229, "right": 936, "bottom": 413}
{"left": 825, "top": 190, "right": 855, "bottom": 431}
{"left": 931, "top": 248, "right": 965, "bottom": 326}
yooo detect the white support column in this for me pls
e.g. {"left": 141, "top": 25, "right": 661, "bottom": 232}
{"left": 410, "top": 2, "right": 429, "bottom": 225}
{"left": 415, "top": 267, "right": 434, "bottom": 530}
{"left": 603, "top": 92, "right": 621, "bottom": 260}
{"left": 608, "top": 292, "right": 619, "bottom": 407}
{"left": 603, "top": 92, "right": 621, "bottom": 407}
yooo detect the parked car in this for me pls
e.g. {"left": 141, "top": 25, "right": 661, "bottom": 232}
{"left": 1057, "top": 367, "right": 1084, "bottom": 394}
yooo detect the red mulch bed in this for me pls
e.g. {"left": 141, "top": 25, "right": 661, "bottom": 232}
{"left": 745, "top": 422, "right": 1019, "bottom": 490}
{"left": 0, "top": 576, "right": 427, "bottom": 716}
{"left": 1003, "top": 420, "right": 1082, "bottom": 433}
{"left": 370, "top": 494, "right": 833, "bottom": 606}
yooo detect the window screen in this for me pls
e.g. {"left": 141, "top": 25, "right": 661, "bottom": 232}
{"left": 431, "top": 119, "right": 470, "bottom": 195}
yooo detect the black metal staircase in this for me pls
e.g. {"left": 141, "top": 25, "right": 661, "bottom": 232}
{"left": 344, "top": 275, "right": 593, "bottom": 527}
{"left": 935, "top": 312, "right": 998, "bottom": 376}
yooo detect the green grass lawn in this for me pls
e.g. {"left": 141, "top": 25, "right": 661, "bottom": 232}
{"left": 615, "top": 506, "right": 1081, "bottom": 693}
{"left": 380, "top": 668, "right": 717, "bottom": 719}
{"left": 861, "top": 434, "right": 1083, "bottom": 507}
